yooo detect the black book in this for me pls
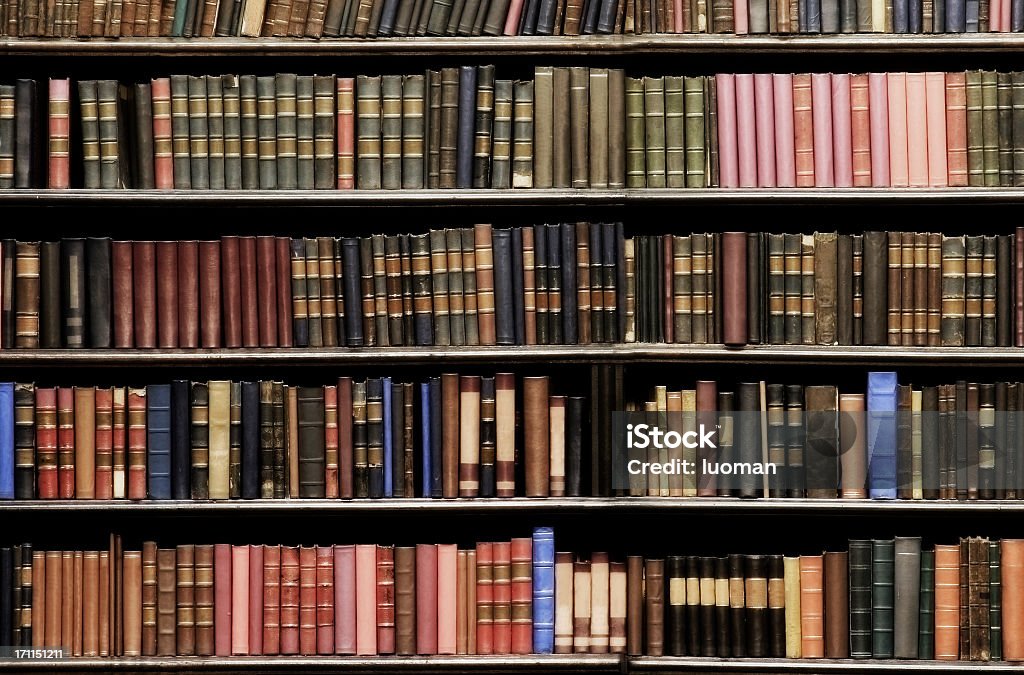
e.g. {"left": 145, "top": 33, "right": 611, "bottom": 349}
{"left": 804, "top": 385, "right": 839, "bottom": 499}
{"left": 341, "top": 238, "right": 364, "bottom": 347}
{"left": 589, "top": 223, "right": 604, "bottom": 343}
{"left": 596, "top": 0, "right": 617, "bottom": 31}
{"left": 0, "top": 548, "right": 10, "bottom": 647}
{"left": 391, "top": 381, "right": 406, "bottom": 497}
{"left": 839, "top": 0, "right": 857, "bottom": 30}
{"left": 535, "top": 0, "right": 557, "bottom": 33}
{"left": 611, "top": 222, "right": 624, "bottom": 342}
{"left": 685, "top": 555, "right": 701, "bottom": 655}
{"left": 582, "top": 0, "right": 601, "bottom": 32}
{"left": 714, "top": 557, "right": 731, "bottom": 657}
{"left": 410, "top": 234, "right": 433, "bottom": 346}
{"left": 699, "top": 556, "right": 716, "bottom": 656}
{"left": 837, "top": 234, "right": 854, "bottom": 345}
{"left": 921, "top": 386, "right": 940, "bottom": 500}
{"left": 728, "top": 553, "right": 746, "bottom": 657}
{"left": 737, "top": 382, "right": 762, "bottom": 498}
{"left": 956, "top": 380, "right": 968, "bottom": 499}
{"left": 60, "top": 238, "right": 87, "bottom": 349}
{"left": 86, "top": 237, "right": 112, "bottom": 348}
{"left": 479, "top": 377, "right": 496, "bottom": 498}
{"left": 400, "top": 235, "right": 415, "bottom": 343}
{"left": 534, "top": 224, "right": 549, "bottom": 344}
{"left": 565, "top": 396, "right": 584, "bottom": 497}
{"left": 429, "top": 376, "right": 443, "bottom": 497}
{"left": 862, "top": 231, "right": 888, "bottom": 346}
{"left": 767, "top": 555, "right": 786, "bottom": 657}
{"left": 745, "top": 554, "right": 767, "bottom": 657}
{"left": 765, "top": 383, "right": 787, "bottom": 498}
{"left": 13, "top": 385, "right": 34, "bottom": 499}
{"left": 455, "top": 66, "right": 477, "bottom": 189}
{"left": 171, "top": 380, "right": 191, "bottom": 500}
{"left": 547, "top": 224, "right": 563, "bottom": 345}
{"left": 747, "top": 232, "right": 763, "bottom": 345}
{"left": 241, "top": 381, "right": 260, "bottom": 499}
{"left": 134, "top": 83, "right": 155, "bottom": 190}
{"left": 849, "top": 539, "right": 873, "bottom": 658}
{"left": 520, "top": 0, "right": 542, "bottom": 33}
{"left": 492, "top": 229, "right": 515, "bottom": 345}
{"left": 511, "top": 227, "right": 526, "bottom": 345}
{"left": 667, "top": 556, "right": 686, "bottom": 656}
{"left": 561, "top": 223, "right": 578, "bottom": 345}
{"left": 785, "top": 384, "right": 806, "bottom": 497}
{"left": 997, "top": 235, "right": 1012, "bottom": 346}
{"left": 14, "top": 79, "right": 42, "bottom": 189}
{"left": 39, "top": 241, "right": 61, "bottom": 349}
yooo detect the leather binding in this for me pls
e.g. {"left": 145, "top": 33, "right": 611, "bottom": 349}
{"left": 721, "top": 553, "right": 745, "bottom": 657}
{"left": 1003, "top": 540, "right": 1023, "bottom": 660}
{"left": 150, "top": 241, "right": 180, "bottom": 348}
{"left": 43, "top": 550, "right": 60, "bottom": 648}
{"left": 665, "top": 556, "right": 684, "bottom": 655}
{"left": 57, "top": 387, "right": 76, "bottom": 499}
{"left": 385, "top": 546, "right": 413, "bottom": 655}
{"left": 411, "top": 543, "right": 437, "bottom": 655}
{"left": 141, "top": 542, "right": 158, "bottom": 655}
{"left": 698, "top": 557, "right": 717, "bottom": 656}
{"left": 88, "top": 387, "right": 112, "bottom": 500}
{"left": 782, "top": 233, "right": 800, "bottom": 344}
{"left": 211, "top": 544, "right": 231, "bottom": 656}
{"left": 384, "top": 236, "right": 404, "bottom": 346}
{"left": 57, "top": 238, "right": 87, "bottom": 348}
{"left": 273, "top": 237, "right": 293, "bottom": 347}
{"left": 11, "top": 241, "right": 40, "bottom": 349}
{"left": 523, "top": 376, "right": 550, "bottom": 497}
{"left": 34, "top": 388, "right": 57, "bottom": 499}
{"left": 251, "top": 236, "right": 279, "bottom": 347}
{"left": 305, "top": 237, "right": 324, "bottom": 347}
{"left": 287, "top": 386, "right": 300, "bottom": 498}
{"left": 111, "top": 387, "right": 127, "bottom": 499}
{"left": 220, "top": 236, "right": 243, "bottom": 349}
{"left": 207, "top": 380, "right": 230, "bottom": 500}
{"left": 240, "top": 381, "right": 259, "bottom": 500}
{"left": 259, "top": 545, "right": 281, "bottom": 655}
{"left": 188, "top": 382, "right": 210, "bottom": 499}
{"left": 82, "top": 550, "right": 98, "bottom": 656}
{"left": 125, "top": 387, "right": 148, "bottom": 500}
{"left": 82, "top": 237, "right": 113, "bottom": 348}
{"left": 862, "top": 231, "right": 888, "bottom": 345}
{"left": 295, "top": 386, "right": 325, "bottom": 498}
{"left": 605, "top": 561, "right": 625, "bottom": 655}
{"left": 623, "top": 555, "right": 643, "bottom": 656}
{"left": 816, "top": 551, "right": 847, "bottom": 658}
{"left": 353, "top": 381, "right": 369, "bottom": 498}
{"left": 235, "top": 236, "right": 259, "bottom": 348}
{"left": 478, "top": 543, "right": 496, "bottom": 654}
{"left": 871, "top": 539, "right": 896, "bottom": 658}
{"left": 38, "top": 241, "right": 60, "bottom": 349}
{"left": 839, "top": 393, "right": 868, "bottom": 498}
{"left": 197, "top": 240, "right": 222, "bottom": 349}
{"left": 804, "top": 385, "right": 838, "bottom": 498}
{"left": 509, "top": 538, "right": 532, "bottom": 654}
{"left": 720, "top": 231, "right": 747, "bottom": 346}
{"left": 491, "top": 541, "right": 511, "bottom": 654}
{"left": 967, "top": 537, "right": 991, "bottom": 660}
{"left": 2, "top": 548, "right": 13, "bottom": 647}
{"left": 155, "top": 548, "right": 176, "bottom": 656}
{"left": 535, "top": 225, "right": 550, "bottom": 344}
{"left": 934, "top": 543, "right": 960, "bottom": 660}
{"left": 366, "top": 379, "right": 385, "bottom": 498}
{"left": 299, "top": 546, "right": 316, "bottom": 654}
{"left": 174, "top": 545, "right": 195, "bottom": 656}
{"left": 990, "top": 541, "right": 1002, "bottom": 661}
{"left": 279, "top": 546, "right": 299, "bottom": 654}
{"left": 350, "top": 544, "right": 374, "bottom": 655}
{"left": 122, "top": 550, "right": 142, "bottom": 656}
{"left": 317, "top": 237, "right": 339, "bottom": 348}
{"left": 375, "top": 545, "right": 395, "bottom": 654}
{"left": 745, "top": 555, "right": 767, "bottom": 657}
{"left": 641, "top": 558, "right": 664, "bottom": 656}
{"left": 573, "top": 560, "right": 591, "bottom": 652}
{"left": 765, "top": 555, "right": 785, "bottom": 658}
{"left": 11, "top": 383, "right": 33, "bottom": 500}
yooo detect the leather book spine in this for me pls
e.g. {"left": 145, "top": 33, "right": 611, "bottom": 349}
{"left": 254, "top": 236, "right": 279, "bottom": 347}
{"left": 317, "top": 237, "right": 339, "bottom": 348}
{"left": 146, "top": 384, "right": 171, "bottom": 500}
{"left": 11, "top": 384, "right": 34, "bottom": 500}
{"left": 892, "top": 537, "right": 922, "bottom": 659}
{"left": 767, "top": 555, "right": 785, "bottom": 657}
{"left": 384, "top": 236, "right": 403, "bottom": 346}
{"left": 722, "top": 231, "right": 747, "bottom": 345}
{"left": 259, "top": 545, "right": 280, "bottom": 655}
{"left": 195, "top": 241, "right": 222, "bottom": 348}
{"left": 641, "top": 558, "right": 663, "bottom": 656}
{"left": 666, "top": 557, "right": 686, "bottom": 655}
{"left": 279, "top": 546, "right": 299, "bottom": 655}
{"left": 237, "top": 236, "right": 259, "bottom": 348}
{"left": 207, "top": 380, "right": 230, "bottom": 500}
{"left": 56, "top": 387, "right": 75, "bottom": 499}
{"left": 47, "top": 78, "right": 71, "bottom": 188}
{"left": 698, "top": 557, "right": 717, "bottom": 656}
{"left": 523, "top": 376, "right": 550, "bottom": 497}
{"left": 58, "top": 238, "right": 86, "bottom": 349}
{"left": 352, "top": 381, "right": 368, "bottom": 498}
{"left": 241, "top": 381, "right": 259, "bottom": 499}
{"left": 495, "top": 373, "right": 516, "bottom": 497}
{"left": 84, "top": 237, "right": 112, "bottom": 348}
{"left": 1003, "top": 540, "right": 1023, "bottom": 660}
{"left": 141, "top": 542, "right": 158, "bottom": 655}
{"left": 491, "top": 541, "right": 511, "bottom": 653}
{"left": 39, "top": 242, "right": 61, "bottom": 349}
{"left": 189, "top": 382, "right": 209, "bottom": 500}
{"left": 323, "top": 385, "right": 339, "bottom": 499}
{"left": 439, "top": 373, "right": 458, "bottom": 498}
{"left": 154, "top": 548, "right": 176, "bottom": 656}
{"left": 297, "top": 386, "right": 326, "bottom": 498}
{"left": 220, "top": 236, "right": 242, "bottom": 349}
{"left": 34, "top": 388, "right": 57, "bottom": 499}
{"left": 478, "top": 543, "right": 496, "bottom": 654}
{"left": 573, "top": 560, "right": 592, "bottom": 653}
{"left": 124, "top": 388, "right": 147, "bottom": 500}
{"left": 625, "top": 556, "right": 643, "bottom": 656}
{"left": 366, "top": 379, "right": 385, "bottom": 498}
{"left": 416, "top": 544, "right": 438, "bottom": 654}
{"left": 510, "top": 538, "right": 532, "bottom": 654}
{"left": 458, "top": 375, "right": 481, "bottom": 497}
{"left": 394, "top": 547, "right": 415, "bottom": 655}
{"left": 745, "top": 555, "right": 768, "bottom": 657}
{"left": 375, "top": 545, "right": 395, "bottom": 654}
{"left": 88, "top": 387, "right": 111, "bottom": 500}
{"left": 330, "top": 545, "right": 353, "bottom": 654}
{"left": 297, "top": 546, "right": 315, "bottom": 654}
{"left": 871, "top": 539, "right": 896, "bottom": 658}
{"left": 726, "top": 553, "right": 748, "bottom": 657}
{"left": 174, "top": 545, "right": 195, "bottom": 656}
{"left": 531, "top": 528, "right": 555, "bottom": 655}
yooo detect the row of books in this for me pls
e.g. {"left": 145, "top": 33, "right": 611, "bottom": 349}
{"left": 0, "top": 375, "right": 582, "bottom": 501}
{"left": 4, "top": 227, "right": 1024, "bottom": 350}
{"left": 4, "top": 0, "right": 1024, "bottom": 36}
{"left": 623, "top": 373, "right": 1024, "bottom": 500}
{"left": 3, "top": 535, "right": 1024, "bottom": 660}
{"left": 0, "top": 528, "right": 557, "bottom": 656}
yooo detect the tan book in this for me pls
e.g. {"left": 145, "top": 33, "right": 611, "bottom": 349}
{"left": 590, "top": 553, "right": 610, "bottom": 654}
{"left": 554, "top": 552, "right": 573, "bottom": 654}
{"left": 74, "top": 387, "right": 96, "bottom": 498}
{"left": 122, "top": 550, "right": 142, "bottom": 656}
{"left": 573, "top": 560, "right": 591, "bottom": 653}
{"left": 549, "top": 396, "right": 566, "bottom": 497}
{"left": 783, "top": 556, "right": 802, "bottom": 658}
{"left": 609, "top": 562, "right": 627, "bottom": 654}
{"left": 458, "top": 376, "right": 481, "bottom": 498}
{"left": 207, "top": 380, "right": 230, "bottom": 500}
{"left": 288, "top": 386, "right": 299, "bottom": 498}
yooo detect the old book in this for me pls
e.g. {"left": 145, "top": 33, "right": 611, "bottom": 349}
{"left": 871, "top": 539, "right": 895, "bottom": 658}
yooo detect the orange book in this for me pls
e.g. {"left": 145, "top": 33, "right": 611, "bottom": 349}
{"left": 945, "top": 72, "right": 969, "bottom": 187}
{"left": 887, "top": 73, "right": 910, "bottom": 188}
{"left": 1002, "top": 540, "right": 1024, "bottom": 660}
{"left": 798, "top": 555, "right": 824, "bottom": 658}
{"left": 935, "top": 544, "right": 960, "bottom": 660}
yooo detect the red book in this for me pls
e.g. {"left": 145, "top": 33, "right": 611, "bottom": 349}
{"left": 338, "top": 378, "right": 353, "bottom": 499}
{"left": 415, "top": 544, "right": 438, "bottom": 655}
{"left": 262, "top": 545, "right": 281, "bottom": 655}
{"left": 47, "top": 78, "right": 71, "bottom": 189}
{"left": 221, "top": 236, "right": 243, "bottom": 349}
{"left": 356, "top": 544, "right": 377, "bottom": 655}
{"left": 231, "top": 545, "right": 249, "bottom": 655}
{"left": 239, "top": 236, "right": 259, "bottom": 348}
{"left": 793, "top": 74, "right": 815, "bottom": 187}
{"left": 36, "top": 387, "right": 58, "bottom": 499}
{"left": 850, "top": 74, "right": 872, "bottom": 187}
{"left": 316, "top": 547, "right": 334, "bottom": 655}
{"left": 715, "top": 74, "right": 738, "bottom": 188}
{"left": 945, "top": 72, "right": 969, "bottom": 187}
{"left": 492, "top": 541, "right": 511, "bottom": 654}
{"left": 503, "top": 0, "right": 525, "bottom": 33}
{"left": 276, "top": 237, "right": 294, "bottom": 347}
{"left": 324, "top": 385, "right": 339, "bottom": 499}
{"left": 810, "top": 73, "right": 834, "bottom": 187}
{"left": 510, "top": 538, "right": 532, "bottom": 654}
{"left": 177, "top": 241, "right": 200, "bottom": 349}
{"left": 334, "top": 545, "right": 356, "bottom": 654}
{"left": 299, "top": 546, "right": 317, "bottom": 655}
{"left": 831, "top": 73, "right": 853, "bottom": 188}
{"left": 132, "top": 241, "right": 157, "bottom": 349}
{"left": 437, "top": 544, "right": 457, "bottom": 655}
{"left": 127, "top": 388, "right": 147, "bottom": 500}
{"left": 256, "top": 236, "right": 278, "bottom": 347}
{"left": 734, "top": 74, "right": 757, "bottom": 188}
{"left": 248, "top": 544, "right": 264, "bottom": 655}
{"left": 112, "top": 241, "right": 134, "bottom": 348}
{"left": 214, "top": 544, "right": 232, "bottom": 656}
{"left": 336, "top": 78, "right": 355, "bottom": 190}
{"left": 475, "top": 542, "right": 494, "bottom": 654}
{"left": 753, "top": 73, "right": 776, "bottom": 188}
{"left": 155, "top": 241, "right": 179, "bottom": 348}
{"left": 377, "top": 545, "right": 396, "bottom": 655}
{"left": 57, "top": 387, "right": 75, "bottom": 499}
{"left": 94, "top": 387, "right": 113, "bottom": 499}
{"left": 151, "top": 78, "right": 174, "bottom": 190}
{"left": 280, "top": 546, "right": 300, "bottom": 654}
{"left": 199, "top": 240, "right": 222, "bottom": 348}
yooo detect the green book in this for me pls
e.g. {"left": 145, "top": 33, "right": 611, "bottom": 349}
{"left": 533, "top": 67, "right": 554, "bottom": 189}
{"left": 625, "top": 76, "right": 646, "bottom": 189}
{"left": 643, "top": 76, "right": 666, "bottom": 189}
{"left": 664, "top": 75, "right": 685, "bottom": 188}
{"left": 990, "top": 541, "right": 1002, "bottom": 661}
{"left": 850, "top": 539, "right": 873, "bottom": 659}
{"left": 685, "top": 76, "right": 707, "bottom": 188}
{"left": 355, "top": 74, "right": 382, "bottom": 190}
{"left": 402, "top": 74, "right": 426, "bottom": 189}
{"left": 871, "top": 539, "right": 895, "bottom": 659}
{"left": 981, "top": 70, "right": 999, "bottom": 187}
{"left": 918, "top": 549, "right": 935, "bottom": 660}
{"left": 966, "top": 70, "right": 984, "bottom": 187}
{"left": 381, "top": 75, "right": 403, "bottom": 190}
{"left": 171, "top": 0, "right": 191, "bottom": 36}
{"left": 1012, "top": 72, "right": 1024, "bottom": 186}
{"left": 998, "top": 72, "right": 1013, "bottom": 187}
{"left": 511, "top": 80, "right": 533, "bottom": 189}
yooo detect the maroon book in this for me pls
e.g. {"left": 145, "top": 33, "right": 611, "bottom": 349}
{"left": 178, "top": 241, "right": 200, "bottom": 349}
{"left": 276, "top": 237, "right": 294, "bottom": 347}
{"left": 239, "top": 236, "right": 260, "bottom": 348}
{"left": 256, "top": 236, "right": 278, "bottom": 347}
{"left": 199, "top": 241, "right": 222, "bottom": 348}
{"left": 156, "top": 241, "right": 179, "bottom": 348}
{"left": 112, "top": 241, "right": 134, "bottom": 348}
{"left": 221, "top": 236, "right": 243, "bottom": 348}
{"left": 132, "top": 241, "right": 157, "bottom": 348}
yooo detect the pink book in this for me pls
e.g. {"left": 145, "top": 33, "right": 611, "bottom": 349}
{"left": 793, "top": 74, "right": 815, "bottom": 187}
{"left": 503, "top": 0, "right": 525, "bottom": 34}
{"left": 887, "top": 72, "right": 909, "bottom": 188}
{"left": 905, "top": 73, "right": 929, "bottom": 188}
{"left": 334, "top": 545, "right": 357, "bottom": 655}
{"left": 232, "top": 545, "right": 250, "bottom": 655}
{"left": 317, "top": 547, "right": 334, "bottom": 655}
{"left": 715, "top": 74, "right": 739, "bottom": 188}
{"left": 735, "top": 74, "right": 758, "bottom": 188}
{"left": 248, "top": 545, "right": 263, "bottom": 655}
{"left": 437, "top": 544, "right": 458, "bottom": 655}
{"left": 868, "top": 73, "right": 891, "bottom": 187}
{"left": 47, "top": 79, "right": 71, "bottom": 189}
{"left": 336, "top": 78, "right": 355, "bottom": 190}
{"left": 811, "top": 73, "right": 834, "bottom": 187}
{"left": 262, "top": 545, "right": 281, "bottom": 655}
{"left": 831, "top": 73, "right": 854, "bottom": 187}
{"left": 991, "top": 0, "right": 1002, "bottom": 29}
{"left": 674, "top": 0, "right": 683, "bottom": 31}
{"left": 355, "top": 544, "right": 377, "bottom": 656}
{"left": 851, "top": 74, "right": 872, "bottom": 186}
{"left": 214, "top": 543, "right": 233, "bottom": 657}
{"left": 754, "top": 73, "right": 777, "bottom": 187}
{"left": 735, "top": 0, "right": 749, "bottom": 33}
{"left": 416, "top": 544, "right": 439, "bottom": 654}
{"left": 925, "top": 72, "right": 949, "bottom": 186}
{"left": 773, "top": 74, "right": 796, "bottom": 187}
{"left": 1002, "top": 0, "right": 1011, "bottom": 32}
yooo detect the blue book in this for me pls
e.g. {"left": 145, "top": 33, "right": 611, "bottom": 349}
{"left": 383, "top": 377, "right": 393, "bottom": 498}
{"left": 532, "top": 527, "right": 555, "bottom": 654}
{"left": 421, "top": 382, "right": 431, "bottom": 498}
{"left": 966, "top": 0, "right": 979, "bottom": 30}
{"left": 867, "top": 372, "right": 898, "bottom": 500}
{"left": 429, "top": 376, "right": 443, "bottom": 497}
{"left": 147, "top": 384, "right": 172, "bottom": 500}
{"left": 948, "top": 0, "right": 967, "bottom": 30}
{"left": 0, "top": 383, "right": 13, "bottom": 499}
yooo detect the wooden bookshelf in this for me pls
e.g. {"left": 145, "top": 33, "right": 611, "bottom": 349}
{"left": 628, "top": 657, "right": 1024, "bottom": 672}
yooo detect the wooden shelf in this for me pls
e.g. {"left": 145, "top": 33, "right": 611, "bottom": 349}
{"left": 4, "top": 187, "right": 1024, "bottom": 206}
{"left": 4, "top": 497, "right": 1024, "bottom": 515}
{"left": 629, "top": 656, "right": 1024, "bottom": 672}
{"left": 4, "top": 34, "right": 1024, "bottom": 56}
{"left": 1, "top": 345, "right": 1022, "bottom": 367}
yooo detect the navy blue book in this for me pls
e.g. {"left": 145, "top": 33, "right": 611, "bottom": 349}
{"left": 867, "top": 372, "right": 898, "bottom": 499}
{"left": 909, "top": 0, "right": 922, "bottom": 31}
{"left": 170, "top": 380, "right": 191, "bottom": 500}
{"left": 965, "top": 0, "right": 979, "bottom": 30}
{"left": 561, "top": 223, "right": 578, "bottom": 345}
{"left": 455, "top": 66, "right": 477, "bottom": 189}
{"left": 805, "top": 0, "right": 822, "bottom": 31}
{"left": 429, "top": 376, "right": 443, "bottom": 497}
{"left": 492, "top": 228, "right": 515, "bottom": 345}
{"left": 391, "top": 381, "right": 405, "bottom": 498}
{"left": 0, "top": 382, "right": 12, "bottom": 499}
{"left": 383, "top": 376, "right": 393, "bottom": 498}
{"left": 589, "top": 223, "right": 604, "bottom": 343}
{"left": 378, "top": 0, "right": 402, "bottom": 34}
{"left": 948, "top": 0, "right": 967, "bottom": 30}
{"left": 582, "top": 0, "right": 601, "bottom": 32}
{"left": 342, "top": 238, "right": 364, "bottom": 346}
{"left": 532, "top": 527, "right": 555, "bottom": 653}
{"left": 1014, "top": 0, "right": 1023, "bottom": 30}
{"left": 147, "top": 384, "right": 172, "bottom": 500}
{"left": 420, "top": 382, "right": 432, "bottom": 497}
{"left": 893, "top": 0, "right": 909, "bottom": 31}
{"left": 241, "top": 381, "right": 260, "bottom": 499}
{"left": 290, "top": 238, "right": 309, "bottom": 347}
{"left": 511, "top": 227, "right": 526, "bottom": 345}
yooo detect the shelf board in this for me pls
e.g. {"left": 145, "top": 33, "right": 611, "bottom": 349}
{"left": 0, "top": 655, "right": 622, "bottom": 673}
{"left": 5, "top": 498, "right": 1024, "bottom": 515}
{"left": 4, "top": 187, "right": 1024, "bottom": 206}
{"left": 4, "top": 34, "right": 1024, "bottom": 56}
{"left": 1, "top": 345, "right": 1022, "bottom": 367}
{"left": 629, "top": 657, "right": 1024, "bottom": 672}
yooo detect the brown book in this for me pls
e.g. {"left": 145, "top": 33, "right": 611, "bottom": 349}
{"left": 199, "top": 240, "right": 222, "bottom": 348}
{"left": 626, "top": 556, "right": 643, "bottom": 656}
{"left": 221, "top": 236, "right": 243, "bottom": 349}
{"left": 74, "top": 387, "right": 96, "bottom": 499}
{"left": 262, "top": 545, "right": 281, "bottom": 655}
{"left": 644, "top": 558, "right": 664, "bottom": 656}
{"left": 458, "top": 375, "right": 481, "bottom": 498}
{"left": 887, "top": 232, "right": 902, "bottom": 346}
{"left": 122, "top": 550, "right": 142, "bottom": 656}
{"left": 523, "top": 376, "right": 550, "bottom": 497}
{"left": 823, "top": 551, "right": 848, "bottom": 658}
{"left": 141, "top": 541, "right": 157, "bottom": 655}
{"left": 175, "top": 545, "right": 195, "bottom": 656}
{"left": 1004, "top": 540, "right": 1023, "bottom": 661}
{"left": 722, "top": 231, "right": 747, "bottom": 346}
{"left": 474, "top": 224, "right": 496, "bottom": 346}
{"left": 239, "top": 236, "right": 259, "bottom": 348}
{"left": 112, "top": 241, "right": 134, "bottom": 348}
{"left": 256, "top": 236, "right": 279, "bottom": 347}
{"left": 132, "top": 241, "right": 156, "bottom": 348}
{"left": 156, "top": 549, "right": 176, "bottom": 656}
{"left": 177, "top": 240, "right": 200, "bottom": 349}
{"left": 927, "top": 232, "right": 942, "bottom": 346}
{"left": 276, "top": 237, "right": 294, "bottom": 347}
{"left": 156, "top": 241, "right": 179, "bottom": 348}
{"left": 900, "top": 231, "right": 915, "bottom": 346}
{"left": 935, "top": 543, "right": 960, "bottom": 660}
{"left": 299, "top": 546, "right": 316, "bottom": 654}
{"left": 799, "top": 555, "right": 824, "bottom": 658}
{"left": 83, "top": 551, "right": 99, "bottom": 656}
{"left": 441, "top": 373, "right": 459, "bottom": 498}
{"left": 395, "top": 546, "right": 416, "bottom": 655}
{"left": 194, "top": 544, "right": 214, "bottom": 656}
